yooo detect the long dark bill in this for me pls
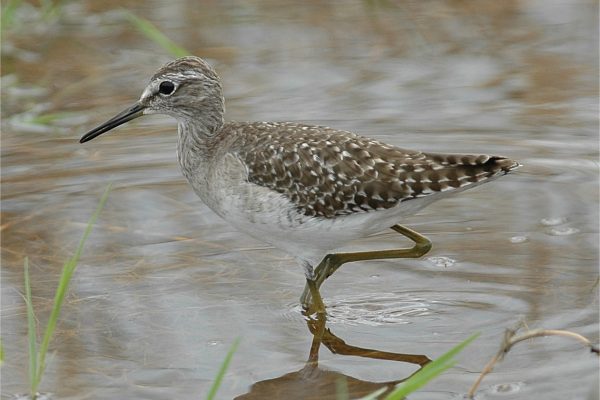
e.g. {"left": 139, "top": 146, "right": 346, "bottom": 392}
{"left": 79, "top": 102, "right": 145, "bottom": 143}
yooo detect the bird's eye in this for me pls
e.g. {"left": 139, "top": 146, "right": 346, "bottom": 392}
{"left": 158, "top": 81, "right": 175, "bottom": 95}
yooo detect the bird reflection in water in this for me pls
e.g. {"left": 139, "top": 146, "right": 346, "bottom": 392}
{"left": 236, "top": 311, "right": 430, "bottom": 400}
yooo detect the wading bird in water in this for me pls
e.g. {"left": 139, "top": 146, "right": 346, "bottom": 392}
{"left": 80, "top": 56, "right": 519, "bottom": 314}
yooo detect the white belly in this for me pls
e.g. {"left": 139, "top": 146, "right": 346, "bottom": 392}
{"left": 206, "top": 178, "right": 432, "bottom": 265}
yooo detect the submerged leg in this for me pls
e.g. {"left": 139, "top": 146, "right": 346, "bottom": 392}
{"left": 300, "top": 261, "right": 327, "bottom": 315}
{"left": 300, "top": 224, "right": 432, "bottom": 305}
{"left": 305, "top": 278, "right": 326, "bottom": 315}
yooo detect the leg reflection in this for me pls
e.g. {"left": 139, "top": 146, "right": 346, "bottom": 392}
{"left": 303, "top": 310, "right": 430, "bottom": 368}
{"left": 234, "top": 311, "right": 431, "bottom": 399}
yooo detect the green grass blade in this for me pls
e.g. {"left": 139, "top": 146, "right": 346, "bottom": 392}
{"left": 358, "top": 333, "right": 479, "bottom": 400}
{"left": 205, "top": 338, "right": 240, "bottom": 400}
{"left": 68, "top": 183, "right": 113, "bottom": 269}
{"left": 34, "top": 184, "right": 112, "bottom": 389}
{"left": 336, "top": 376, "right": 350, "bottom": 400}
{"left": 40, "top": 0, "right": 64, "bottom": 19}
{"left": 24, "top": 257, "right": 39, "bottom": 395}
{"left": 125, "top": 12, "right": 190, "bottom": 58}
{"left": 382, "top": 333, "right": 480, "bottom": 400}
{"left": 1, "top": 0, "right": 22, "bottom": 30}
{"left": 358, "top": 387, "right": 387, "bottom": 400}
{"left": 29, "top": 112, "right": 75, "bottom": 126}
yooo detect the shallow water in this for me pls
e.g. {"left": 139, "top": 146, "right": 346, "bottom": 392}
{"left": 1, "top": 1, "right": 598, "bottom": 399}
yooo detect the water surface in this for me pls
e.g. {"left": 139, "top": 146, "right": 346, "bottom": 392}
{"left": 2, "top": 1, "right": 598, "bottom": 399}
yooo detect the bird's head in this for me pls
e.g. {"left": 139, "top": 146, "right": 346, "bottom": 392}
{"left": 80, "top": 56, "right": 224, "bottom": 143}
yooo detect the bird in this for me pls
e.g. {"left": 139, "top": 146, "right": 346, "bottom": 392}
{"left": 80, "top": 56, "right": 520, "bottom": 314}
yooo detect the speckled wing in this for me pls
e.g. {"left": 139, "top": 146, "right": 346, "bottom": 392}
{"left": 233, "top": 122, "right": 519, "bottom": 219}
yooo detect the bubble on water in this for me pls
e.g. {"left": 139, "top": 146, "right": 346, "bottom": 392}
{"left": 451, "top": 394, "right": 478, "bottom": 400}
{"left": 489, "top": 381, "right": 524, "bottom": 394}
{"left": 541, "top": 217, "right": 567, "bottom": 226}
{"left": 426, "top": 256, "right": 456, "bottom": 268}
{"left": 549, "top": 227, "right": 580, "bottom": 236}
{"left": 206, "top": 340, "right": 220, "bottom": 346}
{"left": 509, "top": 235, "right": 528, "bottom": 244}
{"left": 369, "top": 274, "right": 380, "bottom": 279}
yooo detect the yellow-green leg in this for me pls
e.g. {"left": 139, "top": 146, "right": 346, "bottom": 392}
{"left": 300, "top": 224, "right": 432, "bottom": 307}
{"left": 305, "top": 278, "right": 326, "bottom": 315}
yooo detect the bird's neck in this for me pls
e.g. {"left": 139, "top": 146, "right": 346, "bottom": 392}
{"left": 176, "top": 119, "right": 223, "bottom": 179}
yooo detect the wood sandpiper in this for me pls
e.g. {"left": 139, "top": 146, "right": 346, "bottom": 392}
{"left": 80, "top": 56, "right": 520, "bottom": 314}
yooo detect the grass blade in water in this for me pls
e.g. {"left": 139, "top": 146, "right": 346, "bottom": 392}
{"left": 125, "top": 12, "right": 190, "bottom": 58}
{"left": 33, "top": 184, "right": 112, "bottom": 392}
{"left": 205, "top": 338, "right": 240, "bottom": 400}
{"left": 1, "top": 0, "right": 22, "bottom": 30}
{"left": 382, "top": 333, "right": 479, "bottom": 400}
{"left": 24, "top": 257, "right": 38, "bottom": 396}
{"left": 356, "top": 333, "right": 479, "bottom": 400}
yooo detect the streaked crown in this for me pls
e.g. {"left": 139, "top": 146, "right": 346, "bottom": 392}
{"left": 140, "top": 56, "right": 224, "bottom": 127}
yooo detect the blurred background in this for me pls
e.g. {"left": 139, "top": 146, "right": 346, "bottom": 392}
{"left": 1, "top": 1, "right": 598, "bottom": 399}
